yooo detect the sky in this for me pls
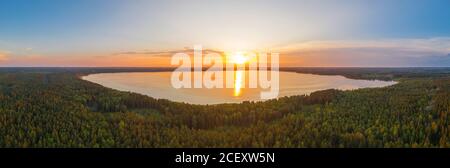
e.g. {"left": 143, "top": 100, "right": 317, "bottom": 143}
{"left": 0, "top": 0, "right": 450, "bottom": 67}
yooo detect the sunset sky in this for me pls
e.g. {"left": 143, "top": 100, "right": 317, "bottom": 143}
{"left": 1, "top": 0, "right": 450, "bottom": 67}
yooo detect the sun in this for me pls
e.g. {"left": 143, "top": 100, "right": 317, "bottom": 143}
{"left": 230, "top": 52, "right": 248, "bottom": 64}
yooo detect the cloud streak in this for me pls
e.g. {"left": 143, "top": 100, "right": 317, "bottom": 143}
{"left": 276, "top": 38, "right": 450, "bottom": 67}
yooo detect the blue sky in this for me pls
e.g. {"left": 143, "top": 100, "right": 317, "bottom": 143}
{"left": 0, "top": 0, "right": 449, "bottom": 66}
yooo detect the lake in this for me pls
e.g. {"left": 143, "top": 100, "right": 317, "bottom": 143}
{"left": 82, "top": 71, "right": 396, "bottom": 104}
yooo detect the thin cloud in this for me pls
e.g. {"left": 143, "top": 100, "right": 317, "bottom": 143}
{"left": 114, "top": 48, "right": 224, "bottom": 57}
{"left": 276, "top": 38, "right": 450, "bottom": 54}
{"left": 0, "top": 51, "right": 9, "bottom": 61}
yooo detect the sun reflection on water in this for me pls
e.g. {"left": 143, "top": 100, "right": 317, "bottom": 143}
{"left": 234, "top": 70, "right": 243, "bottom": 97}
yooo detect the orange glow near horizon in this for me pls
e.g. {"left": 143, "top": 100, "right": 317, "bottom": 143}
{"left": 229, "top": 52, "right": 248, "bottom": 97}
{"left": 0, "top": 48, "right": 339, "bottom": 67}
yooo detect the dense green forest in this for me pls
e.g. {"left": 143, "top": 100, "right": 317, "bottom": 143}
{"left": 0, "top": 68, "right": 448, "bottom": 147}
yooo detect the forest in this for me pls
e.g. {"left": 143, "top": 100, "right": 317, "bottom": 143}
{"left": 0, "top": 67, "right": 448, "bottom": 147}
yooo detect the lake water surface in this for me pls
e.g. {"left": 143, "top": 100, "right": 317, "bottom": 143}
{"left": 82, "top": 71, "right": 396, "bottom": 105}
